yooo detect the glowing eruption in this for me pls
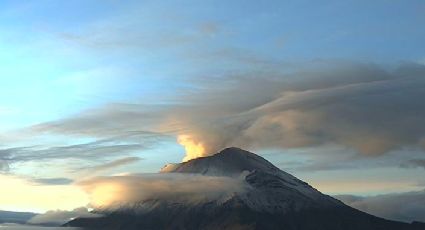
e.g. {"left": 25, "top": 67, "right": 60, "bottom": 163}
{"left": 178, "top": 135, "right": 206, "bottom": 162}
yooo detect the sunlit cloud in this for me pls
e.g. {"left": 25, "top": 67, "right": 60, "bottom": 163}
{"left": 79, "top": 173, "right": 248, "bottom": 208}
{"left": 0, "top": 174, "right": 88, "bottom": 213}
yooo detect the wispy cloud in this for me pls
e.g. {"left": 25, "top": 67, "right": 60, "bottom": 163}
{"left": 78, "top": 156, "right": 142, "bottom": 174}
{"left": 0, "top": 131, "right": 166, "bottom": 176}
{"left": 0, "top": 131, "right": 165, "bottom": 162}
{"left": 32, "top": 106, "right": 171, "bottom": 137}
{"left": 31, "top": 177, "right": 74, "bottom": 186}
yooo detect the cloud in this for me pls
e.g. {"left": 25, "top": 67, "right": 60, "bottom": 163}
{"left": 0, "top": 131, "right": 164, "bottom": 168}
{"left": 401, "top": 159, "right": 425, "bottom": 169}
{"left": 171, "top": 62, "right": 425, "bottom": 158}
{"left": 79, "top": 156, "right": 142, "bottom": 174}
{"left": 0, "top": 160, "right": 9, "bottom": 172}
{"left": 336, "top": 190, "right": 425, "bottom": 223}
{"left": 27, "top": 207, "right": 101, "bottom": 226}
{"left": 28, "top": 62, "right": 425, "bottom": 160}
{"left": 54, "top": 6, "right": 222, "bottom": 54}
{"left": 31, "top": 177, "right": 74, "bottom": 185}
{"left": 79, "top": 173, "right": 248, "bottom": 208}
{"left": 32, "top": 105, "right": 170, "bottom": 137}
{"left": 0, "top": 141, "right": 138, "bottom": 162}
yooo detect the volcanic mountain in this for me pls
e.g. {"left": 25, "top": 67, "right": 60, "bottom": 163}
{"left": 67, "top": 147, "right": 425, "bottom": 230}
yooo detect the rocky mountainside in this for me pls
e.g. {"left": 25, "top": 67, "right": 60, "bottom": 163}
{"left": 66, "top": 147, "right": 425, "bottom": 230}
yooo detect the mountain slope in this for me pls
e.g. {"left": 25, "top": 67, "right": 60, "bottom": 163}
{"left": 0, "top": 210, "right": 36, "bottom": 224}
{"left": 67, "top": 147, "right": 425, "bottom": 230}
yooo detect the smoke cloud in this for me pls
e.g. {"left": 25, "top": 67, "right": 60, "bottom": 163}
{"left": 171, "top": 62, "right": 425, "bottom": 158}
{"left": 32, "top": 62, "right": 425, "bottom": 161}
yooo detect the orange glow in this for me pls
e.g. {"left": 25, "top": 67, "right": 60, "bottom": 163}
{"left": 89, "top": 182, "right": 124, "bottom": 207}
{"left": 177, "top": 135, "right": 206, "bottom": 162}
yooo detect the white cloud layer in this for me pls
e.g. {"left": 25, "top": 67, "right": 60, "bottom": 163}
{"left": 79, "top": 173, "right": 249, "bottom": 208}
{"left": 28, "top": 207, "right": 101, "bottom": 226}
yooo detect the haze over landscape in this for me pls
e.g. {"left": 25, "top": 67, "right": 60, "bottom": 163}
{"left": 1, "top": 0, "right": 425, "bottom": 229}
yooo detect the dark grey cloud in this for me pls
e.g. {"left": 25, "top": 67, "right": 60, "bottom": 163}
{"left": 31, "top": 177, "right": 74, "bottom": 185}
{"left": 29, "top": 62, "right": 425, "bottom": 159}
{"left": 0, "top": 160, "right": 9, "bottom": 172}
{"left": 401, "top": 159, "right": 425, "bottom": 169}
{"left": 336, "top": 190, "right": 425, "bottom": 223}
{"left": 170, "top": 62, "right": 425, "bottom": 156}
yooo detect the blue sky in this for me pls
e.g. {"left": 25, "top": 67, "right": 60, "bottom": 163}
{"left": 0, "top": 0, "right": 425, "bottom": 215}
{"left": 0, "top": 0, "right": 423, "bottom": 129}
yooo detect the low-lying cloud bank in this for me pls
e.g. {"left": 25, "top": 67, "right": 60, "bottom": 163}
{"left": 28, "top": 207, "right": 101, "bottom": 226}
{"left": 336, "top": 190, "right": 425, "bottom": 223}
{"left": 79, "top": 173, "right": 248, "bottom": 208}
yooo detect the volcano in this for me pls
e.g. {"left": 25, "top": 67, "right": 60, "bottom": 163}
{"left": 66, "top": 147, "right": 425, "bottom": 230}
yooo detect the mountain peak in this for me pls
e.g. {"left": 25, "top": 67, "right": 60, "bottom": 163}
{"left": 160, "top": 147, "right": 280, "bottom": 176}
{"left": 217, "top": 146, "right": 249, "bottom": 154}
{"left": 68, "top": 147, "right": 425, "bottom": 230}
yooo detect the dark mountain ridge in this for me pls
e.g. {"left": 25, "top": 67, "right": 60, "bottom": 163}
{"left": 0, "top": 210, "right": 36, "bottom": 224}
{"left": 67, "top": 147, "right": 425, "bottom": 230}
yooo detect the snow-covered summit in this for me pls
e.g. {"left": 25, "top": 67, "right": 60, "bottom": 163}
{"left": 161, "top": 147, "right": 342, "bottom": 211}
{"left": 161, "top": 147, "right": 282, "bottom": 175}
